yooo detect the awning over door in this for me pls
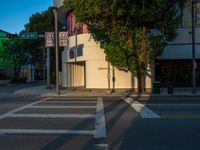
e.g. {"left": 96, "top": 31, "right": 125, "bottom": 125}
{"left": 157, "top": 44, "right": 200, "bottom": 59}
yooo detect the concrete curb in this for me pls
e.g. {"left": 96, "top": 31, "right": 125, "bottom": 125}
{"left": 12, "top": 85, "right": 200, "bottom": 97}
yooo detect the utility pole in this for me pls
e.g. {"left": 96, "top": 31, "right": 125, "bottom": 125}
{"left": 107, "top": 62, "right": 111, "bottom": 94}
{"left": 75, "top": 30, "right": 77, "bottom": 62}
{"left": 43, "top": 47, "right": 46, "bottom": 85}
{"left": 112, "top": 65, "right": 115, "bottom": 93}
{"left": 192, "top": 0, "right": 196, "bottom": 94}
{"left": 46, "top": 47, "right": 51, "bottom": 89}
{"left": 54, "top": 7, "right": 60, "bottom": 95}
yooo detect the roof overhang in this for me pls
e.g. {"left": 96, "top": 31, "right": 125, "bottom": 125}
{"left": 157, "top": 44, "right": 200, "bottom": 59}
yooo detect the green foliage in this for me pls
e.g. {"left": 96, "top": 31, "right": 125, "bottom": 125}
{"left": 23, "top": 7, "right": 55, "bottom": 62}
{"left": 25, "top": 7, "right": 55, "bottom": 33}
{"left": 64, "top": 0, "right": 186, "bottom": 75}
{"left": 10, "top": 77, "right": 27, "bottom": 84}
{"left": 23, "top": 7, "right": 62, "bottom": 71}
{"left": 2, "top": 38, "right": 32, "bottom": 79}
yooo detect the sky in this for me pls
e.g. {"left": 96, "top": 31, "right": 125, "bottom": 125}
{"left": 0, "top": 0, "right": 53, "bottom": 34}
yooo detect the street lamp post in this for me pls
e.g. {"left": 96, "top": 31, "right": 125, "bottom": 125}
{"left": 54, "top": 7, "right": 60, "bottom": 95}
{"left": 192, "top": 0, "right": 196, "bottom": 94}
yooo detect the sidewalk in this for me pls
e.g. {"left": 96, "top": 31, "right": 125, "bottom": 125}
{"left": 13, "top": 85, "right": 200, "bottom": 97}
{"left": 14, "top": 85, "right": 126, "bottom": 97}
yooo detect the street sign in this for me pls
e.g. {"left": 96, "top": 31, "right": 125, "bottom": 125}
{"left": 45, "top": 32, "right": 54, "bottom": 47}
{"left": 59, "top": 32, "right": 68, "bottom": 47}
{"left": 19, "top": 32, "right": 37, "bottom": 39}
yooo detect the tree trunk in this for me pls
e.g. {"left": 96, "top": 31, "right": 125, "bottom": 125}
{"left": 137, "top": 73, "right": 145, "bottom": 94}
{"left": 13, "top": 64, "right": 21, "bottom": 80}
{"left": 137, "top": 26, "right": 147, "bottom": 94}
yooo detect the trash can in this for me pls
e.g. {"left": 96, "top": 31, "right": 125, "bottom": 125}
{"left": 167, "top": 82, "right": 173, "bottom": 94}
{"left": 153, "top": 81, "right": 160, "bottom": 94}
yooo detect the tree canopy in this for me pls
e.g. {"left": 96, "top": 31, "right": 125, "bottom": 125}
{"left": 64, "top": 0, "right": 186, "bottom": 92}
{"left": 2, "top": 38, "right": 32, "bottom": 79}
{"left": 23, "top": 7, "right": 56, "bottom": 62}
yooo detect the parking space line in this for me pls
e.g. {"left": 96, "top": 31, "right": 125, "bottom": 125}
{"left": 8, "top": 113, "right": 96, "bottom": 118}
{"left": 124, "top": 98, "right": 160, "bottom": 118}
{"left": 0, "top": 129, "right": 94, "bottom": 135}
{"left": 28, "top": 106, "right": 96, "bottom": 109}
{"left": 0, "top": 98, "right": 49, "bottom": 120}
{"left": 94, "top": 97, "right": 107, "bottom": 138}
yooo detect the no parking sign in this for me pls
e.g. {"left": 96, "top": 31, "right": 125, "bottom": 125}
{"left": 45, "top": 32, "right": 68, "bottom": 47}
{"left": 59, "top": 32, "right": 68, "bottom": 47}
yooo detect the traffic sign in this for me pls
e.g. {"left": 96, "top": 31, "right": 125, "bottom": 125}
{"left": 45, "top": 32, "right": 54, "bottom": 47}
{"left": 59, "top": 32, "right": 68, "bottom": 47}
{"left": 19, "top": 32, "right": 37, "bottom": 39}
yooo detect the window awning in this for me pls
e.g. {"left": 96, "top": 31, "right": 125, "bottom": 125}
{"left": 157, "top": 44, "right": 200, "bottom": 59}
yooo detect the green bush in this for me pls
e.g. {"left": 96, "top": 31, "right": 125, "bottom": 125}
{"left": 152, "top": 81, "right": 160, "bottom": 94}
{"left": 10, "top": 77, "right": 27, "bottom": 84}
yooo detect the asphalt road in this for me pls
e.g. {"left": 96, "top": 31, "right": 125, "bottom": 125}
{"left": 0, "top": 95, "right": 200, "bottom": 150}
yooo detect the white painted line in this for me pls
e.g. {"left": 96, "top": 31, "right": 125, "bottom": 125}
{"left": 0, "top": 98, "right": 49, "bottom": 120}
{"left": 95, "top": 144, "right": 108, "bottom": 150}
{"left": 42, "top": 100, "right": 96, "bottom": 103}
{"left": 124, "top": 98, "right": 160, "bottom": 119}
{"left": 28, "top": 105, "right": 96, "bottom": 109}
{"left": 94, "top": 97, "right": 107, "bottom": 138}
{"left": 0, "top": 129, "right": 94, "bottom": 135}
{"left": 144, "top": 103, "right": 200, "bottom": 106}
{"left": 9, "top": 113, "right": 96, "bottom": 118}
{"left": 47, "top": 97, "right": 97, "bottom": 100}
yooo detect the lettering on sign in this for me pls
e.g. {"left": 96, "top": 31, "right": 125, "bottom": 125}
{"left": 45, "top": 32, "right": 54, "bottom": 47}
{"left": 59, "top": 32, "right": 68, "bottom": 47}
{"left": 98, "top": 67, "right": 108, "bottom": 70}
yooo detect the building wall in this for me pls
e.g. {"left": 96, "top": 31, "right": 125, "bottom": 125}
{"left": 61, "top": 33, "right": 153, "bottom": 90}
{"left": 158, "top": 28, "right": 200, "bottom": 60}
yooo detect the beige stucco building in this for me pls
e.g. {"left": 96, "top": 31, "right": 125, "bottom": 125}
{"left": 61, "top": 33, "right": 153, "bottom": 91}
{"left": 54, "top": 0, "right": 200, "bottom": 91}
{"left": 53, "top": 0, "right": 153, "bottom": 91}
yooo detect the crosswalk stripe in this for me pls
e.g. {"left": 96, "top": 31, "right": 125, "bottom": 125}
{"left": 94, "top": 97, "right": 107, "bottom": 138}
{"left": 124, "top": 97, "right": 160, "bottom": 118}
{"left": 9, "top": 113, "right": 96, "bottom": 118}
{"left": 28, "top": 105, "right": 96, "bottom": 109}
{"left": 0, "top": 129, "right": 94, "bottom": 135}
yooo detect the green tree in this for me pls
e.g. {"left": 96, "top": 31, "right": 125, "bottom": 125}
{"left": 64, "top": 0, "right": 186, "bottom": 93}
{"left": 23, "top": 7, "right": 56, "bottom": 63}
{"left": 2, "top": 38, "right": 32, "bottom": 80}
{"left": 23, "top": 7, "right": 62, "bottom": 82}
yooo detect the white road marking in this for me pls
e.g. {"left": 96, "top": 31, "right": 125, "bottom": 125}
{"left": 46, "top": 97, "right": 96, "bottom": 100}
{"left": 124, "top": 97, "right": 160, "bottom": 118}
{"left": 0, "top": 97, "right": 108, "bottom": 139}
{"left": 28, "top": 105, "right": 96, "bottom": 109}
{"left": 95, "top": 144, "right": 108, "bottom": 150}
{"left": 144, "top": 103, "right": 200, "bottom": 106}
{"left": 42, "top": 100, "right": 96, "bottom": 103}
{"left": 0, "top": 129, "right": 94, "bottom": 135}
{"left": 0, "top": 98, "right": 49, "bottom": 120}
{"left": 94, "top": 97, "right": 107, "bottom": 138}
{"left": 9, "top": 113, "right": 96, "bottom": 118}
